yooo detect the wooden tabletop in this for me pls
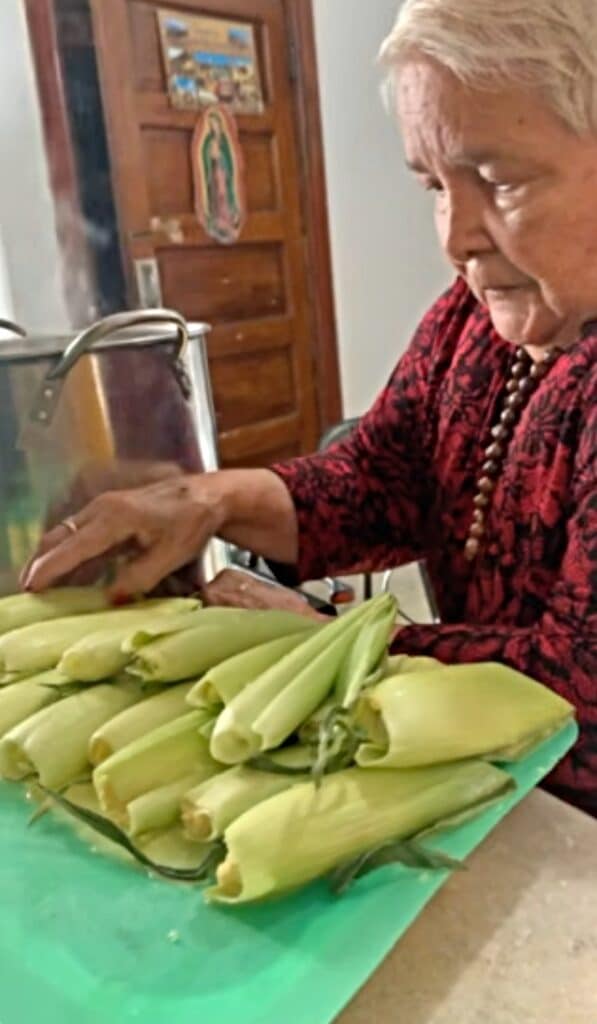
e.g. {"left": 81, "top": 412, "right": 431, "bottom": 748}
{"left": 337, "top": 791, "right": 597, "bottom": 1024}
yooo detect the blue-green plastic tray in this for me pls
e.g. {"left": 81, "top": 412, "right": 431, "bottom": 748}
{"left": 0, "top": 722, "right": 577, "bottom": 1024}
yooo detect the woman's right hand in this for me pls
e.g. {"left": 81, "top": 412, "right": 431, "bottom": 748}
{"left": 21, "top": 468, "right": 299, "bottom": 600}
{"left": 21, "top": 474, "right": 226, "bottom": 599}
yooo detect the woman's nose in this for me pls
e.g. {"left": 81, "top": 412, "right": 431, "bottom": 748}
{"left": 437, "top": 187, "right": 492, "bottom": 265}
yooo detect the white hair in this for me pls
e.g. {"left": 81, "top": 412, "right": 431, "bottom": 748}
{"left": 380, "top": 0, "right": 597, "bottom": 136}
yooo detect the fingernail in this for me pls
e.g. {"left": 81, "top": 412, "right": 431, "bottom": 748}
{"left": 110, "top": 590, "right": 133, "bottom": 607}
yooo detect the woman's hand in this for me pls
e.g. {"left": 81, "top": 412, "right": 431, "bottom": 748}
{"left": 22, "top": 475, "right": 226, "bottom": 599}
{"left": 202, "top": 569, "right": 328, "bottom": 621}
{"left": 21, "top": 468, "right": 299, "bottom": 599}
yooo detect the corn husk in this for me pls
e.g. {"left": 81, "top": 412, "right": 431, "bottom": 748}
{"left": 355, "top": 663, "right": 575, "bottom": 768}
{"left": 209, "top": 599, "right": 384, "bottom": 766}
{"left": 89, "top": 682, "right": 194, "bottom": 765}
{"left": 297, "top": 698, "right": 339, "bottom": 746}
{"left": 48, "top": 782, "right": 131, "bottom": 865}
{"left": 125, "top": 773, "right": 206, "bottom": 838}
{"left": 54, "top": 784, "right": 213, "bottom": 874}
{"left": 59, "top": 607, "right": 202, "bottom": 683}
{"left": 385, "top": 654, "right": 446, "bottom": 676}
{"left": 120, "top": 608, "right": 242, "bottom": 656}
{"left": 0, "top": 681, "right": 142, "bottom": 788}
{"left": 93, "top": 711, "right": 220, "bottom": 819}
{"left": 0, "top": 598, "right": 199, "bottom": 675}
{"left": 0, "top": 677, "right": 62, "bottom": 737}
{"left": 187, "top": 631, "right": 318, "bottom": 709}
{"left": 0, "top": 671, "right": 31, "bottom": 687}
{"left": 334, "top": 594, "right": 398, "bottom": 706}
{"left": 208, "top": 760, "right": 514, "bottom": 903}
{"left": 0, "top": 587, "right": 111, "bottom": 636}
{"left": 137, "top": 827, "right": 214, "bottom": 873}
{"left": 126, "top": 608, "right": 315, "bottom": 684}
{"left": 182, "top": 746, "right": 310, "bottom": 841}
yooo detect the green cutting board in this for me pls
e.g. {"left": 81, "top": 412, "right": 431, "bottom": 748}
{"left": 0, "top": 722, "right": 577, "bottom": 1024}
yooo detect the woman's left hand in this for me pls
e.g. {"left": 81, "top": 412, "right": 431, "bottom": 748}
{"left": 202, "top": 569, "right": 327, "bottom": 621}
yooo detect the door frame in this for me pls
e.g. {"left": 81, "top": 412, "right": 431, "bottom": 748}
{"left": 284, "top": 0, "right": 342, "bottom": 430}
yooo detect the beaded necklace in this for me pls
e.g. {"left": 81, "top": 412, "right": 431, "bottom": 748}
{"left": 464, "top": 346, "right": 561, "bottom": 561}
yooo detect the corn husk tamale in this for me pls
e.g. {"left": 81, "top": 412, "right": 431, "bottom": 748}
{"left": 0, "top": 598, "right": 199, "bottom": 675}
{"left": 334, "top": 594, "right": 398, "bottom": 707}
{"left": 59, "top": 607, "right": 202, "bottom": 682}
{"left": 209, "top": 599, "right": 387, "bottom": 765}
{"left": 187, "top": 631, "right": 318, "bottom": 709}
{"left": 0, "top": 681, "right": 142, "bottom": 788}
{"left": 126, "top": 608, "right": 316, "bottom": 684}
{"left": 0, "top": 587, "right": 111, "bottom": 636}
{"left": 182, "top": 746, "right": 310, "bottom": 841}
{"left": 385, "top": 654, "right": 446, "bottom": 675}
{"left": 0, "top": 676, "right": 62, "bottom": 737}
{"left": 125, "top": 772, "right": 206, "bottom": 838}
{"left": 89, "top": 682, "right": 194, "bottom": 765}
{"left": 137, "top": 827, "right": 215, "bottom": 873}
{"left": 208, "top": 760, "right": 514, "bottom": 903}
{"left": 93, "top": 710, "right": 220, "bottom": 820}
{"left": 355, "top": 663, "right": 575, "bottom": 768}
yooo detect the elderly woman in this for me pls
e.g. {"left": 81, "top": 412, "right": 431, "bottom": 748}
{"left": 24, "top": 0, "right": 596, "bottom": 816}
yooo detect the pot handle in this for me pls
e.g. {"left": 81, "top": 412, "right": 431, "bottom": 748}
{"left": 0, "top": 318, "right": 27, "bottom": 338}
{"left": 31, "top": 309, "right": 189, "bottom": 426}
{"left": 47, "top": 308, "right": 188, "bottom": 381}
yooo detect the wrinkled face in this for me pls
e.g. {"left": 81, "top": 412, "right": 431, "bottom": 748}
{"left": 397, "top": 57, "right": 597, "bottom": 352}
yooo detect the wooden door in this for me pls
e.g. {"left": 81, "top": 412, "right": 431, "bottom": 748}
{"left": 88, "top": 0, "right": 338, "bottom": 468}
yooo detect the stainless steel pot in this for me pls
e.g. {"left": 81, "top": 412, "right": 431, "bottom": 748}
{"left": 0, "top": 309, "right": 231, "bottom": 594}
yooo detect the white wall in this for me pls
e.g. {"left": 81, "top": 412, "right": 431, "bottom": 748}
{"left": 0, "top": 0, "right": 70, "bottom": 334}
{"left": 0, "top": 227, "right": 15, "bottom": 323}
{"left": 313, "top": 0, "right": 449, "bottom": 416}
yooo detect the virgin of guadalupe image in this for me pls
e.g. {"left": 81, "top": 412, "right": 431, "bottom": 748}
{"left": 193, "top": 108, "right": 246, "bottom": 244}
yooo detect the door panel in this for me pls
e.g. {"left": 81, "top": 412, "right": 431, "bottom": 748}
{"left": 210, "top": 347, "right": 295, "bottom": 432}
{"left": 157, "top": 244, "right": 286, "bottom": 322}
{"left": 91, "top": 0, "right": 327, "bottom": 466}
{"left": 143, "top": 130, "right": 195, "bottom": 216}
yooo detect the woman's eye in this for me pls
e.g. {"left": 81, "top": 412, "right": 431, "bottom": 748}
{"left": 422, "top": 179, "right": 444, "bottom": 193}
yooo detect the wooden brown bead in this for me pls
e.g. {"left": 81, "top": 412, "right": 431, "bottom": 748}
{"left": 485, "top": 442, "right": 504, "bottom": 459}
{"left": 478, "top": 477, "right": 495, "bottom": 495}
{"left": 530, "top": 362, "right": 548, "bottom": 380}
{"left": 473, "top": 509, "right": 485, "bottom": 524}
{"left": 507, "top": 392, "right": 525, "bottom": 410}
{"left": 469, "top": 523, "right": 486, "bottom": 540}
{"left": 474, "top": 493, "right": 490, "bottom": 509}
{"left": 511, "top": 362, "right": 528, "bottom": 380}
{"left": 482, "top": 460, "right": 500, "bottom": 477}
{"left": 500, "top": 409, "right": 517, "bottom": 427}
{"left": 515, "top": 348, "right": 528, "bottom": 361}
{"left": 519, "top": 377, "right": 534, "bottom": 395}
{"left": 465, "top": 538, "right": 481, "bottom": 561}
{"left": 506, "top": 379, "right": 520, "bottom": 393}
{"left": 491, "top": 424, "right": 510, "bottom": 442}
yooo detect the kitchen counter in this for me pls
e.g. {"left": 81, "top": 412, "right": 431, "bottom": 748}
{"left": 337, "top": 791, "right": 597, "bottom": 1024}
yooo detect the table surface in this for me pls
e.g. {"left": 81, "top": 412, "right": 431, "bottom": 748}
{"left": 337, "top": 791, "right": 597, "bottom": 1024}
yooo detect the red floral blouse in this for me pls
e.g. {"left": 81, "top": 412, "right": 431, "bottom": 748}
{"left": 273, "top": 277, "right": 596, "bottom": 817}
